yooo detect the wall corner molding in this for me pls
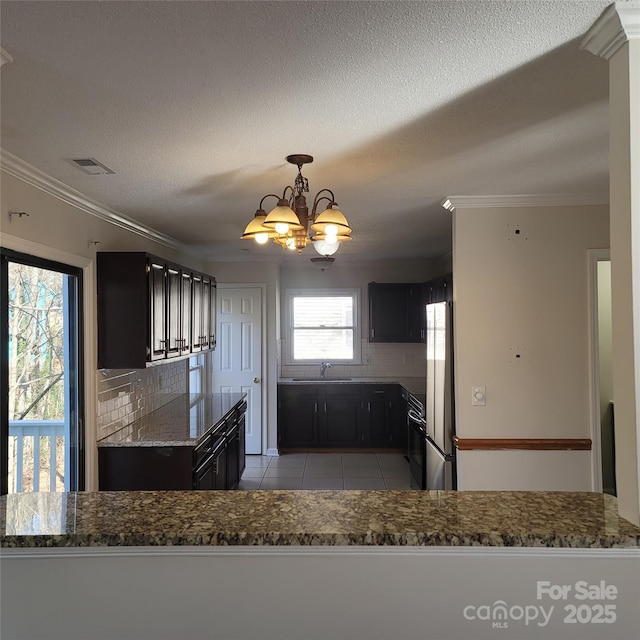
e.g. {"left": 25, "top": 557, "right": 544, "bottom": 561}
{"left": 581, "top": 2, "right": 640, "bottom": 60}
{"left": 441, "top": 193, "right": 609, "bottom": 212}
{"left": 1, "top": 148, "right": 190, "bottom": 254}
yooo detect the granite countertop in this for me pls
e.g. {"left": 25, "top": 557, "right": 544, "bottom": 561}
{"left": 97, "top": 392, "right": 246, "bottom": 447}
{"left": 278, "top": 376, "right": 425, "bottom": 396}
{"left": 1, "top": 490, "right": 639, "bottom": 549}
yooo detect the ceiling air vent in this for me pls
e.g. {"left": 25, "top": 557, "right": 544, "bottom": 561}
{"left": 66, "top": 157, "right": 115, "bottom": 175}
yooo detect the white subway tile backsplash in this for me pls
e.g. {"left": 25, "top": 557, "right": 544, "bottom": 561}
{"left": 279, "top": 340, "right": 425, "bottom": 379}
{"left": 96, "top": 359, "right": 189, "bottom": 441}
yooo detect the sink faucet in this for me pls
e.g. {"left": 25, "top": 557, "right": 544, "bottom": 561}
{"left": 320, "top": 362, "right": 332, "bottom": 379}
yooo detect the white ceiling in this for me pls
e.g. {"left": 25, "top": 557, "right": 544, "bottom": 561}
{"left": 0, "top": 0, "right": 612, "bottom": 264}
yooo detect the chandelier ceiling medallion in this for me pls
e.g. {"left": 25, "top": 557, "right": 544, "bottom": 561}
{"left": 241, "top": 154, "right": 352, "bottom": 259}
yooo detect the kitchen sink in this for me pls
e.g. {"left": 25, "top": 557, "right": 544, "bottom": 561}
{"left": 291, "top": 377, "right": 353, "bottom": 382}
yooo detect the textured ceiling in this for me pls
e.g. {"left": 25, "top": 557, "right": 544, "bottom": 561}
{"left": 0, "top": 0, "right": 612, "bottom": 263}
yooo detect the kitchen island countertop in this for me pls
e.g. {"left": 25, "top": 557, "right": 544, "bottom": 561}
{"left": 96, "top": 392, "right": 246, "bottom": 447}
{"left": 1, "top": 489, "right": 639, "bottom": 549}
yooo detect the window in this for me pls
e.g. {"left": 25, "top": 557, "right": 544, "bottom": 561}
{"left": 286, "top": 289, "right": 361, "bottom": 364}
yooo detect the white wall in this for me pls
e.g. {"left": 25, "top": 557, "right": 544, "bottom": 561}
{"left": 453, "top": 203, "right": 609, "bottom": 490}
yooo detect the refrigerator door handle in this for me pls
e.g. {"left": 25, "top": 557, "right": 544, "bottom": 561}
{"left": 426, "top": 436, "right": 453, "bottom": 462}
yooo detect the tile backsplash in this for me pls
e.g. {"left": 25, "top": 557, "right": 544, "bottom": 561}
{"left": 279, "top": 340, "right": 425, "bottom": 379}
{"left": 96, "top": 360, "right": 188, "bottom": 441}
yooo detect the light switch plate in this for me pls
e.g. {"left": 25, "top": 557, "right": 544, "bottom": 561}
{"left": 472, "top": 386, "right": 486, "bottom": 406}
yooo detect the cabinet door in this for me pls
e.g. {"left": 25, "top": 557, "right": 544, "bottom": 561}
{"left": 397, "top": 388, "right": 409, "bottom": 454}
{"left": 362, "top": 385, "right": 403, "bottom": 448}
{"left": 194, "top": 454, "right": 215, "bottom": 490}
{"left": 387, "top": 386, "right": 405, "bottom": 449}
{"left": 226, "top": 424, "right": 240, "bottom": 489}
{"left": 237, "top": 412, "right": 246, "bottom": 478}
{"left": 149, "top": 261, "right": 167, "bottom": 361}
{"left": 192, "top": 274, "right": 205, "bottom": 352}
{"left": 201, "top": 276, "right": 211, "bottom": 350}
{"left": 180, "top": 271, "right": 192, "bottom": 355}
{"left": 368, "top": 283, "right": 410, "bottom": 342}
{"left": 321, "top": 386, "right": 361, "bottom": 447}
{"left": 166, "top": 265, "right": 182, "bottom": 358}
{"left": 407, "top": 284, "right": 426, "bottom": 343}
{"left": 212, "top": 442, "right": 227, "bottom": 490}
{"left": 362, "top": 386, "right": 392, "bottom": 447}
{"left": 207, "top": 278, "right": 217, "bottom": 349}
{"left": 278, "top": 386, "right": 318, "bottom": 448}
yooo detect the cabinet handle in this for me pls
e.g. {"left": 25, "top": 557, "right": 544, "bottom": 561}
{"left": 324, "top": 402, "right": 327, "bottom": 413}
{"left": 314, "top": 402, "right": 318, "bottom": 413}
{"left": 368, "top": 402, "right": 371, "bottom": 412}
{"left": 373, "top": 390, "right": 384, "bottom": 394}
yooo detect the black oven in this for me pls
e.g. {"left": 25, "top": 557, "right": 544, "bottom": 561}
{"left": 407, "top": 393, "right": 426, "bottom": 490}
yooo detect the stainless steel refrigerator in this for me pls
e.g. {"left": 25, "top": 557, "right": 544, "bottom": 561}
{"left": 424, "top": 301, "right": 456, "bottom": 489}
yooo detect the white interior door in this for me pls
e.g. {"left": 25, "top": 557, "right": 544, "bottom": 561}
{"left": 215, "top": 287, "right": 263, "bottom": 454}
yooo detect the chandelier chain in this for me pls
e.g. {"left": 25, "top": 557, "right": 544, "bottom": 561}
{"left": 294, "top": 164, "right": 310, "bottom": 196}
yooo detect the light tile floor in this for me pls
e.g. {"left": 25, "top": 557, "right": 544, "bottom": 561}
{"left": 238, "top": 452, "right": 413, "bottom": 490}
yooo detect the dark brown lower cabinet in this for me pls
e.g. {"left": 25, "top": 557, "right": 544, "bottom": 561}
{"left": 98, "top": 446, "right": 194, "bottom": 491}
{"left": 278, "top": 383, "right": 404, "bottom": 450}
{"left": 99, "top": 401, "right": 246, "bottom": 491}
{"left": 277, "top": 386, "right": 319, "bottom": 448}
{"left": 194, "top": 436, "right": 227, "bottom": 490}
{"left": 322, "top": 385, "right": 361, "bottom": 447}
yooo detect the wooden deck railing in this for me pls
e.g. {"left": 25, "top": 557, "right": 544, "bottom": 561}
{"left": 8, "top": 420, "right": 66, "bottom": 492}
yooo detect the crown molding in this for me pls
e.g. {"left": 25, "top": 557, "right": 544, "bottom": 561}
{"left": 581, "top": 2, "right": 640, "bottom": 60}
{"left": 1, "top": 149, "right": 189, "bottom": 253}
{"left": 0, "top": 47, "right": 14, "bottom": 67}
{"left": 441, "top": 193, "right": 609, "bottom": 212}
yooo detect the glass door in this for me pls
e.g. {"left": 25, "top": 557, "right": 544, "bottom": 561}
{"left": 0, "top": 248, "right": 84, "bottom": 494}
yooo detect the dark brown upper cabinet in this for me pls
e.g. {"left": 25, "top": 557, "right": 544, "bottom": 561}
{"left": 368, "top": 274, "right": 452, "bottom": 344}
{"left": 368, "top": 282, "right": 426, "bottom": 343}
{"left": 97, "top": 252, "right": 217, "bottom": 369}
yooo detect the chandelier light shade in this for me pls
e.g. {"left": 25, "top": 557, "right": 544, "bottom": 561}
{"left": 312, "top": 238, "right": 340, "bottom": 256}
{"left": 241, "top": 154, "right": 353, "bottom": 256}
{"left": 240, "top": 209, "right": 275, "bottom": 244}
{"left": 263, "top": 199, "right": 304, "bottom": 234}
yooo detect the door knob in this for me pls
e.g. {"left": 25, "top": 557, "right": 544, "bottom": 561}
{"left": 253, "top": 377, "right": 260, "bottom": 383}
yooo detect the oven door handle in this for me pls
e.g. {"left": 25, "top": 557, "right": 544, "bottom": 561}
{"left": 408, "top": 409, "right": 426, "bottom": 429}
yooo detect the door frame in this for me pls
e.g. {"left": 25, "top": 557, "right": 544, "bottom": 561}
{"left": 217, "top": 282, "right": 267, "bottom": 455}
{"left": 587, "top": 247, "right": 611, "bottom": 493}
{"left": 0, "top": 233, "right": 97, "bottom": 490}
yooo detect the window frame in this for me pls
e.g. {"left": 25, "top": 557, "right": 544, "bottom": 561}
{"left": 0, "top": 247, "right": 85, "bottom": 495}
{"left": 285, "top": 288, "right": 361, "bottom": 365}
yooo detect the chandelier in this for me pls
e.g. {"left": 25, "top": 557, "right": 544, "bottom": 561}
{"left": 241, "top": 154, "right": 352, "bottom": 257}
